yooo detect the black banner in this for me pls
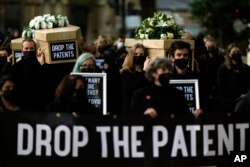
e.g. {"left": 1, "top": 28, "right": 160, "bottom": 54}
{"left": 0, "top": 112, "right": 249, "bottom": 167}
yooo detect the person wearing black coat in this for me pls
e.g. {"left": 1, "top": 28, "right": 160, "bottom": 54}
{"left": 217, "top": 43, "right": 250, "bottom": 113}
{"left": 1, "top": 39, "right": 53, "bottom": 112}
{"left": 131, "top": 57, "right": 189, "bottom": 118}
{"left": 47, "top": 74, "right": 101, "bottom": 115}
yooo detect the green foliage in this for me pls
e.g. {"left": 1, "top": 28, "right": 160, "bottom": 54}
{"left": 190, "top": 0, "right": 250, "bottom": 47}
{"left": 134, "top": 12, "right": 186, "bottom": 39}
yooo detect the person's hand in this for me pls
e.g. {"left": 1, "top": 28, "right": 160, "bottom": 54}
{"left": 144, "top": 108, "right": 158, "bottom": 119}
{"left": 7, "top": 54, "right": 13, "bottom": 63}
{"left": 37, "top": 48, "right": 45, "bottom": 65}
{"left": 193, "top": 108, "right": 203, "bottom": 119}
{"left": 143, "top": 56, "right": 151, "bottom": 71}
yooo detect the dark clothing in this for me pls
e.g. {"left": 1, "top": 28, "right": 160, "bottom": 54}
{"left": 171, "top": 67, "right": 210, "bottom": 112}
{"left": 217, "top": 63, "right": 250, "bottom": 113}
{"left": 171, "top": 67, "right": 199, "bottom": 79}
{"left": 234, "top": 89, "right": 250, "bottom": 113}
{"left": 0, "top": 100, "right": 22, "bottom": 112}
{"left": 47, "top": 100, "right": 102, "bottom": 115}
{"left": 2, "top": 57, "right": 53, "bottom": 112}
{"left": 131, "top": 84, "right": 189, "bottom": 114}
{"left": 121, "top": 69, "right": 149, "bottom": 114}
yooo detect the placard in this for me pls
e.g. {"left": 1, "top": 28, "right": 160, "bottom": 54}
{"left": 50, "top": 41, "right": 77, "bottom": 61}
{"left": 170, "top": 79, "right": 200, "bottom": 113}
{"left": 13, "top": 51, "right": 23, "bottom": 63}
{"left": 95, "top": 58, "right": 105, "bottom": 72}
{"left": 71, "top": 72, "right": 107, "bottom": 115}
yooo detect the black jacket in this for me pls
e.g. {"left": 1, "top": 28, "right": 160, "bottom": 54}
{"left": 131, "top": 84, "right": 190, "bottom": 114}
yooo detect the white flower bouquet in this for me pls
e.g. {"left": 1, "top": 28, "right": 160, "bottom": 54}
{"left": 134, "top": 12, "right": 186, "bottom": 39}
{"left": 22, "top": 14, "right": 69, "bottom": 39}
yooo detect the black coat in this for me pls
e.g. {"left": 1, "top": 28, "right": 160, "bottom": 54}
{"left": 47, "top": 100, "right": 102, "bottom": 115}
{"left": 131, "top": 84, "right": 190, "bottom": 114}
{"left": 121, "top": 69, "right": 149, "bottom": 114}
{"left": 217, "top": 63, "right": 250, "bottom": 112}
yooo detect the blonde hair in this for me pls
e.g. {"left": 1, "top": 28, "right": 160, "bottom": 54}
{"left": 120, "top": 43, "right": 146, "bottom": 73}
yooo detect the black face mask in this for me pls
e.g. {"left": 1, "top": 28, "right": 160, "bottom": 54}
{"left": 3, "top": 89, "right": 18, "bottom": 104}
{"left": 22, "top": 51, "right": 37, "bottom": 60}
{"left": 80, "top": 67, "right": 96, "bottom": 73}
{"left": 174, "top": 58, "right": 189, "bottom": 69}
{"left": 207, "top": 46, "right": 218, "bottom": 53}
{"left": 158, "top": 73, "right": 171, "bottom": 87}
{"left": 231, "top": 53, "right": 242, "bottom": 63}
{"left": 133, "top": 56, "right": 146, "bottom": 66}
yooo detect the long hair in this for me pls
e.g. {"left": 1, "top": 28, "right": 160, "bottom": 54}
{"left": 54, "top": 74, "right": 86, "bottom": 103}
{"left": 224, "top": 42, "right": 243, "bottom": 69}
{"left": 120, "top": 43, "right": 146, "bottom": 73}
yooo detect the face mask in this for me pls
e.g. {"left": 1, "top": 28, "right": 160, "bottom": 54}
{"left": 80, "top": 67, "right": 96, "bottom": 73}
{"left": 3, "top": 89, "right": 18, "bottom": 104}
{"left": 22, "top": 51, "right": 36, "bottom": 60}
{"left": 133, "top": 56, "right": 146, "bottom": 66}
{"left": 207, "top": 46, "right": 218, "bottom": 53}
{"left": 158, "top": 73, "right": 171, "bottom": 87}
{"left": 174, "top": 58, "right": 189, "bottom": 69}
{"left": 231, "top": 53, "right": 242, "bottom": 63}
{"left": 117, "top": 42, "right": 125, "bottom": 49}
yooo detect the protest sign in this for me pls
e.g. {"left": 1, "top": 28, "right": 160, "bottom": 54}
{"left": 170, "top": 79, "right": 200, "bottom": 113}
{"left": 71, "top": 72, "right": 107, "bottom": 115}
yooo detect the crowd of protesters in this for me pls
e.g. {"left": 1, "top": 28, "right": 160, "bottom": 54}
{"left": 0, "top": 31, "right": 250, "bottom": 117}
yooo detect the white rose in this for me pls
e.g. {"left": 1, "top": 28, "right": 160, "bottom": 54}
{"left": 167, "top": 32, "right": 174, "bottom": 39}
{"left": 29, "top": 19, "right": 36, "bottom": 28}
{"left": 43, "top": 14, "right": 51, "bottom": 18}
{"left": 35, "top": 21, "right": 40, "bottom": 29}
{"left": 47, "top": 15, "right": 56, "bottom": 23}
{"left": 167, "top": 20, "right": 174, "bottom": 27}
{"left": 160, "top": 34, "right": 167, "bottom": 39}
{"left": 41, "top": 21, "right": 47, "bottom": 29}
{"left": 146, "top": 28, "right": 154, "bottom": 33}
{"left": 149, "top": 20, "right": 154, "bottom": 26}
{"left": 58, "top": 19, "right": 65, "bottom": 27}
{"left": 139, "top": 34, "right": 145, "bottom": 39}
{"left": 22, "top": 30, "right": 27, "bottom": 38}
{"left": 47, "top": 22, "right": 53, "bottom": 29}
{"left": 27, "top": 30, "right": 32, "bottom": 38}
{"left": 34, "top": 16, "right": 43, "bottom": 20}
{"left": 145, "top": 34, "right": 149, "bottom": 39}
{"left": 167, "top": 15, "right": 173, "bottom": 19}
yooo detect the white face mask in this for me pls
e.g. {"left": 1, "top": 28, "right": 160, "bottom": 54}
{"left": 117, "top": 42, "right": 124, "bottom": 49}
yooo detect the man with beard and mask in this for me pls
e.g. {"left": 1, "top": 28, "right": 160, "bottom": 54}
{"left": 2, "top": 39, "right": 52, "bottom": 112}
{"left": 120, "top": 43, "right": 150, "bottom": 114}
{"left": 47, "top": 74, "right": 101, "bottom": 115}
{"left": 0, "top": 74, "right": 22, "bottom": 112}
{"left": 217, "top": 42, "right": 250, "bottom": 113}
{"left": 130, "top": 57, "right": 189, "bottom": 118}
